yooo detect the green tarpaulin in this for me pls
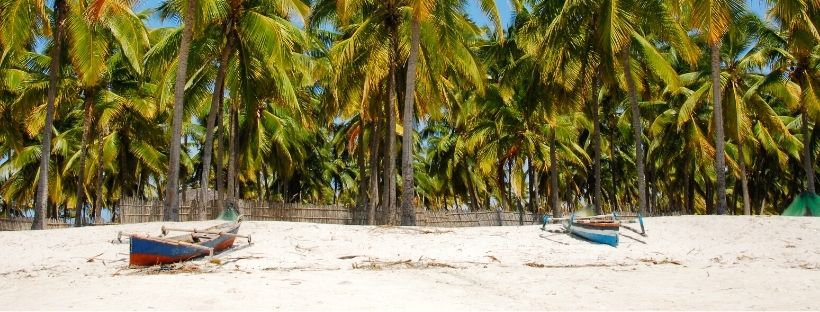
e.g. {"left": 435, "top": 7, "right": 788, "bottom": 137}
{"left": 782, "top": 192, "right": 820, "bottom": 216}
{"left": 217, "top": 202, "right": 241, "bottom": 221}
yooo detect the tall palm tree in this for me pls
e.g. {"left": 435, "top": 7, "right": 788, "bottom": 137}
{"left": 66, "top": 0, "right": 148, "bottom": 226}
{"left": 716, "top": 13, "right": 794, "bottom": 214}
{"left": 531, "top": 0, "right": 694, "bottom": 214}
{"left": 689, "top": 0, "right": 745, "bottom": 214}
{"left": 764, "top": 0, "right": 820, "bottom": 194}
{"left": 400, "top": 1, "right": 426, "bottom": 226}
{"left": 312, "top": 0, "right": 493, "bottom": 224}
{"left": 27, "top": 0, "right": 68, "bottom": 229}
{"left": 399, "top": 0, "right": 508, "bottom": 225}
{"left": 198, "top": 0, "right": 309, "bottom": 218}
{"left": 163, "top": 0, "right": 195, "bottom": 221}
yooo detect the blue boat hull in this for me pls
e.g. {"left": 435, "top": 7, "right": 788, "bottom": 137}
{"left": 565, "top": 215, "right": 620, "bottom": 247}
{"left": 129, "top": 222, "right": 240, "bottom": 266}
{"left": 567, "top": 225, "right": 619, "bottom": 247}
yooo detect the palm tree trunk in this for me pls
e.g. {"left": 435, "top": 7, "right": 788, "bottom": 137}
{"left": 705, "top": 181, "right": 714, "bottom": 214}
{"left": 620, "top": 46, "right": 648, "bottom": 215}
{"left": 163, "top": 0, "right": 195, "bottom": 222}
{"left": 257, "top": 172, "right": 264, "bottom": 202}
{"left": 181, "top": 136, "right": 188, "bottom": 205}
{"left": 609, "top": 112, "right": 619, "bottom": 212}
{"left": 550, "top": 130, "right": 561, "bottom": 218}
{"left": 226, "top": 106, "right": 237, "bottom": 207}
{"left": 687, "top": 166, "right": 695, "bottom": 214}
{"left": 400, "top": 17, "right": 420, "bottom": 226}
{"left": 74, "top": 88, "right": 95, "bottom": 227}
{"left": 683, "top": 161, "right": 691, "bottom": 215}
{"left": 32, "top": 0, "right": 67, "bottom": 230}
{"left": 801, "top": 104, "right": 815, "bottom": 193}
{"left": 93, "top": 129, "right": 105, "bottom": 222}
{"left": 497, "top": 161, "right": 509, "bottom": 211}
{"left": 646, "top": 168, "right": 654, "bottom": 214}
{"left": 732, "top": 179, "right": 739, "bottom": 215}
{"left": 283, "top": 177, "right": 289, "bottom": 202}
{"left": 533, "top": 168, "right": 540, "bottom": 213}
{"left": 263, "top": 167, "right": 270, "bottom": 200}
{"left": 710, "top": 42, "right": 728, "bottom": 214}
{"left": 367, "top": 121, "right": 380, "bottom": 225}
{"left": 120, "top": 141, "right": 129, "bottom": 198}
{"left": 199, "top": 33, "right": 233, "bottom": 220}
{"left": 528, "top": 156, "right": 538, "bottom": 213}
{"left": 216, "top": 110, "right": 225, "bottom": 217}
{"left": 382, "top": 24, "right": 399, "bottom": 225}
{"left": 507, "top": 160, "right": 514, "bottom": 208}
{"left": 738, "top": 145, "right": 751, "bottom": 215}
{"left": 468, "top": 177, "right": 480, "bottom": 211}
{"left": 591, "top": 81, "right": 602, "bottom": 215}
{"left": 356, "top": 128, "right": 367, "bottom": 224}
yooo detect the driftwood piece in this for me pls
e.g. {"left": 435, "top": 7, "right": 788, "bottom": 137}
{"left": 86, "top": 253, "right": 104, "bottom": 262}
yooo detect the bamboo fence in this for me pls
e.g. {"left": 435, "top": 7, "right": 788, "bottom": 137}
{"left": 1, "top": 197, "right": 550, "bottom": 230}
{"left": 0, "top": 217, "right": 108, "bottom": 231}
{"left": 117, "top": 197, "right": 547, "bottom": 227}
{"left": 420, "top": 210, "right": 543, "bottom": 227}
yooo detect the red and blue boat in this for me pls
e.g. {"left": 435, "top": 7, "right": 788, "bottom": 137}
{"left": 127, "top": 220, "right": 243, "bottom": 266}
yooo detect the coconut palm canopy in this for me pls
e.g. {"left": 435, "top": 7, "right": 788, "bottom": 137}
{"left": 0, "top": 0, "right": 818, "bottom": 228}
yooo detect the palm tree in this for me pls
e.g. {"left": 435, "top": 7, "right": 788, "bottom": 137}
{"left": 34, "top": 0, "right": 68, "bottom": 229}
{"left": 66, "top": 0, "right": 148, "bottom": 226}
{"left": 399, "top": 0, "right": 508, "bottom": 225}
{"left": 688, "top": 0, "right": 745, "bottom": 214}
{"left": 163, "top": 0, "right": 195, "bottom": 221}
{"left": 764, "top": 0, "right": 820, "bottom": 194}
{"left": 400, "top": 2, "right": 425, "bottom": 226}
{"left": 312, "top": 0, "right": 494, "bottom": 224}
{"left": 716, "top": 13, "right": 794, "bottom": 214}
{"left": 197, "top": 0, "right": 310, "bottom": 218}
{"left": 530, "top": 0, "right": 694, "bottom": 215}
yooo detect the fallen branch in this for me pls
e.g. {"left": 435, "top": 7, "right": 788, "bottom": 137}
{"left": 638, "top": 258, "right": 682, "bottom": 265}
{"left": 368, "top": 226, "right": 454, "bottom": 235}
{"left": 338, "top": 255, "right": 367, "bottom": 260}
{"left": 524, "top": 262, "right": 636, "bottom": 268}
{"left": 353, "top": 258, "right": 462, "bottom": 270}
{"left": 400, "top": 228, "right": 454, "bottom": 235}
{"left": 86, "top": 253, "right": 104, "bottom": 263}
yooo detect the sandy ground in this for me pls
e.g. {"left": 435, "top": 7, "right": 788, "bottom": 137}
{"left": 1, "top": 215, "right": 819, "bottom": 310}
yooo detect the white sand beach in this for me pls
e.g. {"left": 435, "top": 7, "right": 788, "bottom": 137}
{"left": 1, "top": 216, "right": 819, "bottom": 310}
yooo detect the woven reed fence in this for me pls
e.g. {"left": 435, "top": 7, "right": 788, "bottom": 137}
{"left": 119, "top": 198, "right": 354, "bottom": 224}
{"left": 119, "top": 197, "right": 211, "bottom": 223}
{"left": 117, "top": 197, "right": 547, "bottom": 227}
{"left": 0, "top": 198, "right": 548, "bottom": 230}
{"left": 421, "top": 210, "right": 544, "bottom": 227}
{"left": 0, "top": 218, "right": 110, "bottom": 231}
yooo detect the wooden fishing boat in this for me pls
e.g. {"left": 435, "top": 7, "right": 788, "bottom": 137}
{"left": 564, "top": 215, "right": 620, "bottom": 247}
{"left": 126, "top": 220, "right": 243, "bottom": 266}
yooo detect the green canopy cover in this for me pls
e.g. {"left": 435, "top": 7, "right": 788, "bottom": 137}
{"left": 782, "top": 192, "right": 820, "bottom": 216}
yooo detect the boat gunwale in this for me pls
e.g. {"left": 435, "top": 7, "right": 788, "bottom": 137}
{"left": 571, "top": 220, "right": 621, "bottom": 230}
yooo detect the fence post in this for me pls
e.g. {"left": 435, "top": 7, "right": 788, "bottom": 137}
{"left": 496, "top": 208, "right": 502, "bottom": 226}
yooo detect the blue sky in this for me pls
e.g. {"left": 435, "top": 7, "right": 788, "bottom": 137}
{"left": 467, "top": 0, "right": 769, "bottom": 28}
{"left": 136, "top": 0, "right": 771, "bottom": 30}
